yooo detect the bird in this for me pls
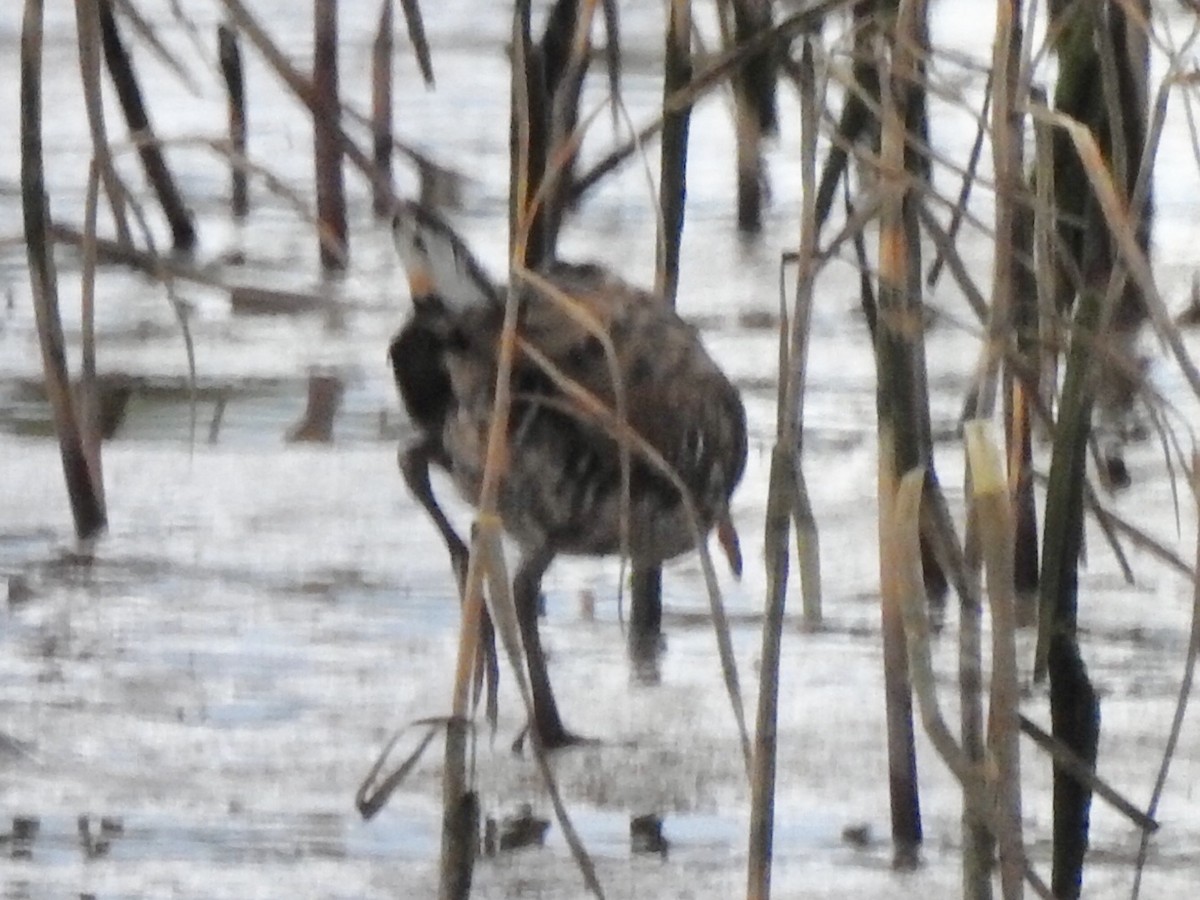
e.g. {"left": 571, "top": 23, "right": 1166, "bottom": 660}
{"left": 388, "top": 201, "right": 747, "bottom": 749}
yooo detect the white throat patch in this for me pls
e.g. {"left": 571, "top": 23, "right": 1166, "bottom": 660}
{"left": 392, "top": 201, "right": 499, "bottom": 313}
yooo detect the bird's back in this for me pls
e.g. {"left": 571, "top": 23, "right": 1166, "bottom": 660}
{"left": 440, "top": 262, "right": 747, "bottom": 563}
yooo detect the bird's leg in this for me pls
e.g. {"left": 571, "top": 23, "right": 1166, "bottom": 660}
{"left": 512, "top": 546, "right": 584, "bottom": 750}
{"left": 629, "top": 564, "right": 664, "bottom": 685}
{"left": 399, "top": 439, "right": 498, "bottom": 719}
{"left": 399, "top": 439, "right": 469, "bottom": 586}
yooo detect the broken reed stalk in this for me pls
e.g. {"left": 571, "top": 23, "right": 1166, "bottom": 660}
{"left": 893, "top": 468, "right": 1055, "bottom": 900}
{"left": 97, "top": 0, "right": 196, "bottom": 252}
{"left": 966, "top": 422, "right": 1025, "bottom": 900}
{"left": 747, "top": 35, "right": 820, "bottom": 900}
{"left": 217, "top": 21, "right": 249, "bottom": 218}
{"left": 73, "top": 0, "right": 132, "bottom": 247}
{"left": 957, "top": 3, "right": 1028, "bottom": 895}
{"left": 21, "top": 0, "right": 107, "bottom": 540}
{"left": 313, "top": 0, "right": 348, "bottom": 271}
{"left": 371, "top": 0, "right": 394, "bottom": 219}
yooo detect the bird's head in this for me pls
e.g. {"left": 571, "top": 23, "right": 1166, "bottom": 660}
{"left": 392, "top": 201, "right": 499, "bottom": 314}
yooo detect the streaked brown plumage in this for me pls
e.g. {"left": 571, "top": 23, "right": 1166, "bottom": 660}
{"left": 389, "top": 203, "right": 746, "bottom": 748}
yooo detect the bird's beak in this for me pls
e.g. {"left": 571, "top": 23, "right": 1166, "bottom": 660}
{"left": 404, "top": 263, "right": 435, "bottom": 302}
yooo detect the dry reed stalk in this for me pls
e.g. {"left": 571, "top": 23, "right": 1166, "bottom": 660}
{"left": 747, "top": 36, "right": 821, "bottom": 900}
{"left": 74, "top": 0, "right": 132, "bottom": 246}
{"left": 877, "top": 430, "right": 922, "bottom": 868}
{"left": 79, "top": 160, "right": 106, "bottom": 512}
{"left": 966, "top": 422, "right": 1025, "bottom": 900}
{"left": 813, "top": 0, "right": 878, "bottom": 230}
{"left": 1013, "top": 714, "right": 1154, "bottom": 833}
{"left": 398, "top": 0, "right": 434, "bottom": 85}
{"left": 893, "top": 467, "right": 1055, "bottom": 899}
{"left": 218, "top": 21, "right": 248, "bottom": 218}
{"left": 721, "top": 0, "right": 775, "bottom": 233}
{"left": 432, "top": 2, "right": 536, "bottom": 885}
{"left": 21, "top": 0, "right": 107, "bottom": 541}
{"left": 925, "top": 69, "right": 990, "bottom": 291}
{"left": 98, "top": 0, "right": 196, "bottom": 252}
{"left": 875, "top": 2, "right": 923, "bottom": 865}
{"left": 1032, "top": 94, "right": 1059, "bottom": 429}
{"left": 313, "top": 0, "right": 347, "bottom": 271}
{"left": 218, "top": 1, "right": 398, "bottom": 238}
{"left": 790, "top": 42, "right": 822, "bottom": 627}
{"left": 1030, "top": 102, "right": 1107, "bottom": 899}
{"left": 114, "top": 0, "right": 202, "bottom": 92}
{"left": 981, "top": 0, "right": 1023, "bottom": 423}
{"left": 655, "top": 0, "right": 691, "bottom": 305}
{"left": 542, "top": 0, "right": 601, "bottom": 249}
{"left": 1131, "top": 454, "right": 1200, "bottom": 896}
{"left": 436, "top": 4, "right": 609, "bottom": 895}
{"left": 371, "top": 0, "right": 394, "bottom": 219}
{"left": 569, "top": 0, "right": 839, "bottom": 210}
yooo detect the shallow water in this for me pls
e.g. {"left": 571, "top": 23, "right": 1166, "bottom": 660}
{"left": 5, "top": 2, "right": 1200, "bottom": 898}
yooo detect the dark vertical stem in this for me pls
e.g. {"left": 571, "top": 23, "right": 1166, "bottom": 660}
{"left": 1038, "top": 4, "right": 1152, "bottom": 890}
{"left": 814, "top": 0, "right": 878, "bottom": 233}
{"left": 1010, "top": 211, "right": 1040, "bottom": 605}
{"left": 22, "top": 0, "right": 107, "bottom": 540}
{"left": 79, "top": 161, "right": 106, "bottom": 513}
{"left": 97, "top": 0, "right": 196, "bottom": 252}
{"left": 371, "top": 0, "right": 394, "bottom": 219}
{"left": 439, "top": 718, "right": 475, "bottom": 900}
{"left": 875, "top": 0, "right": 927, "bottom": 868}
{"left": 313, "top": 0, "right": 347, "bottom": 271}
{"left": 541, "top": 0, "right": 596, "bottom": 254}
{"left": 637, "top": 0, "right": 691, "bottom": 680}
{"left": 1049, "top": 632, "right": 1099, "bottom": 898}
{"left": 655, "top": 0, "right": 692, "bottom": 305}
{"left": 218, "top": 21, "right": 248, "bottom": 218}
{"left": 729, "top": 0, "right": 775, "bottom": 233}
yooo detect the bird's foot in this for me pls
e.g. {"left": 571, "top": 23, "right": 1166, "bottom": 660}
{"left": 510, "top": 723, "right": 596, "bottom": 755}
